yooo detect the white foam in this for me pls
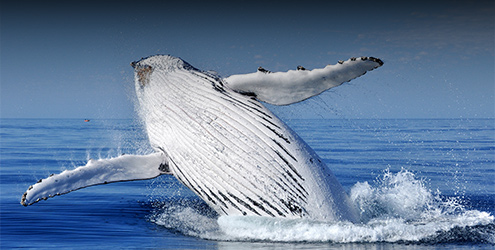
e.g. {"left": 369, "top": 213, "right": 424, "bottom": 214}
{"left": 351, "top": 168, "right": 445, "bottom": 222}
{"left": 216, "top": 210, "right": 492, "bottom": 243}
{"left": 149, "top": 202, "right": 223, "bottom": 239}
{"left": 150, "top": 169, "right": 494, "bottom": 243}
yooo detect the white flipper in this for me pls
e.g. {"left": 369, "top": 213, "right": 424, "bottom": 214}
{"left": 224, "top": 57, "right": 383, "bottom": 105}
{"left": 21, "top": 153, "right": 169, "bottom": 206}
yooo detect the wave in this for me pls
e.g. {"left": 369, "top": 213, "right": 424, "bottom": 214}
{"left": 149, "top": 169, "right": 494, "bottom": 244}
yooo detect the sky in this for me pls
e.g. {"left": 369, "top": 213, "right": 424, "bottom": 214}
{"left": 1, "top": 0, "right": 494, "bottom": 119}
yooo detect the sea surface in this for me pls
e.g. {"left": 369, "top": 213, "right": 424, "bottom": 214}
{"left": 1, "top": 118, "right": 494, "bottom": 249}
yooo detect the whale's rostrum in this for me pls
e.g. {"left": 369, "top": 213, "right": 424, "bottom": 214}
{"left": 21, "top": 55, "right": 383, "bottom": 223}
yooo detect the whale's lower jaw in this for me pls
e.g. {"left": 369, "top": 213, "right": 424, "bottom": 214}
{"left": 132, "top": 55, "right": 371, "bottom": 222}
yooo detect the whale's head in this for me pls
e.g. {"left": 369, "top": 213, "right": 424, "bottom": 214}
{"left": 131, "top": 55, "right": 200, "bottom": 87}
{"left": 130, "top": 54, "right": 227, "bottom": 111}
{"left": 130, "top": 55, "right": 231, "bottom": 152}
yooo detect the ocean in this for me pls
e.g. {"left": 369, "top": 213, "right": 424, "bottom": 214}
{"left": 1, "top": 118, "right": 494, "bottom": 249}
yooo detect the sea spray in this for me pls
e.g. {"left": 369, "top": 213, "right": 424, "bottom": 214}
{"left": 150, "top": 169, "right": 494, "bottom": 243}
{"left": 350, "top": 168, "right": 443, "bottom": 222}
{"left": 149, "top": 198, "right": 222, "bottom": 239}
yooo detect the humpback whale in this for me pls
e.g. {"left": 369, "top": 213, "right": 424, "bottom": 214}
{"left": 21, "top": 55, "right": 383, "bottom": 223}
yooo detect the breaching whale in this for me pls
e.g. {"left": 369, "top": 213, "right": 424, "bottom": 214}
{"left": 21, "top": 55, "right": 383, "bottom": 223}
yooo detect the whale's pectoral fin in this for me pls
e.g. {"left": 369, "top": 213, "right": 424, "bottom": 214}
{"left": 21, "top": 152, "right": 170, "bottom": 206}
{"left": 224, "top": 56, "right": 383, "bottom": 105}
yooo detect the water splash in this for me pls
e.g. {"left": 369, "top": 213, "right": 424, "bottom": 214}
{"left": 150, "top": 169, "right": 494, "bottom": 243}
{"left": 148, "top": 199, "right": 222, "bottom": 239}
{"left": 350, "top": 168, "right": 463, "bottom": 222}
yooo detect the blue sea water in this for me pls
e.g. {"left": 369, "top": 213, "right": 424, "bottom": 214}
{"left": 1, "top": 118, "right": 494, "bottom": 249}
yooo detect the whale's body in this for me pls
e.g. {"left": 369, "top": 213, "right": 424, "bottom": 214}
{"left": 21, "top": 55, "right": 383, "bottom": 223}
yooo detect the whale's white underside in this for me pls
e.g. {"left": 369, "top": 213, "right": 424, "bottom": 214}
{"left": 21, "top": 55, "right": 383, "bottom": 223}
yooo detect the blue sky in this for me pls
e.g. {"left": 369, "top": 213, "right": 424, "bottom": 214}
{"left": 1, "top": 0, "right": 493, "bottom": 119}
